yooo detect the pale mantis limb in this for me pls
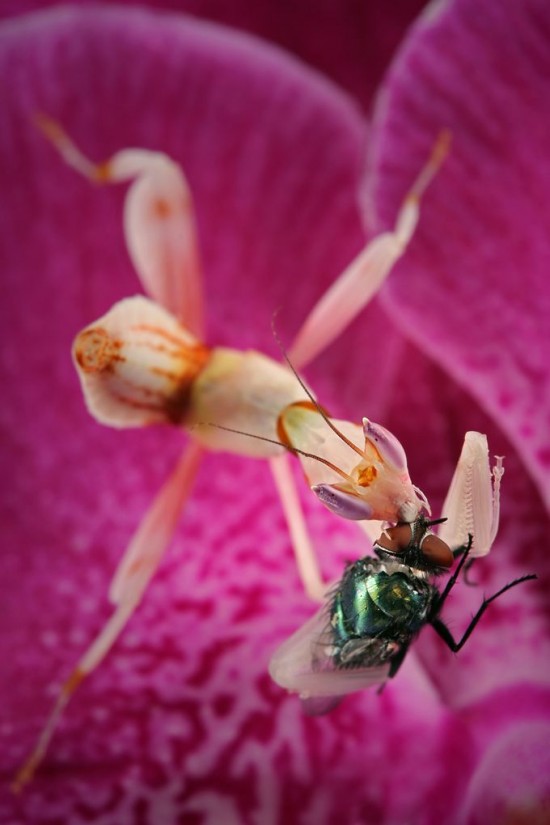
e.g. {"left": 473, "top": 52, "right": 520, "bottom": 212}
{"left": 36, "top": 115, "right": 204, "bottom": 338}
{"left": 13, "top": 441, "right": 204, "bottom": 792}
{"left": 288, "top": 132, "right": 451, "bottom": 371}
{"left": 269, "top": 454, "right": 326, "bottom": 603}
{"left": 438, "top": 431, "right": 504, "bottom": 558}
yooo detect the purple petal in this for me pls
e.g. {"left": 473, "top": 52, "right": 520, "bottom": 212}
{"left": 369, "top": 0, "right": 550, "bottom": 512}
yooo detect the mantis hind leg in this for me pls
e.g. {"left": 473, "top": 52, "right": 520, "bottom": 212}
{"left": 269, "top": 453, "right": 326, "bottom": 602}
{"left": 13, "top": 442, "right": 204, "bottom": 792}
{"left": 37, "top": 116, "right": 204, "bottom": 336}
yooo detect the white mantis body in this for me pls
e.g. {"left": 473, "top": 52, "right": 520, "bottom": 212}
{"left": 15, "top": 121, "right": 502, "bottom": 789}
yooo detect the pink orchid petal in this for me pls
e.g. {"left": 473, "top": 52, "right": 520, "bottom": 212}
{"left": 0, "top": 0, "right": 428, "bottom": 108}
{"left": 448, "top": 684, "right": 550, "bottom": 824}
{"left": 368, "top": 0, "right": 550, "bottom": 512}
{"left": 460, "top": 717, "right": 550, "bottom": 825}
{"left": 1, "top": 5, "right": 549, "bottom": 823}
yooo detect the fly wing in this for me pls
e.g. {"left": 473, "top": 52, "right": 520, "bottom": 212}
{"left": 269, "top": 603, "right": 390, "bottom": 700}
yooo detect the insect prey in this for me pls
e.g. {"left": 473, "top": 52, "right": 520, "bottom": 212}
{"left": 269, "top": 514, "right": 536, "bottom": 714}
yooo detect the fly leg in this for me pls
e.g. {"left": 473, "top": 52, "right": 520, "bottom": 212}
{"left": 375, "top": 642, "right": 411, "bottom": 694}
{"left": 430, "top": 535, "right": 474, "bottom": 619}
{"left": 387, "top": 643, "right": 411, "bottom": 679}
{"left": 430, "top": 573, "right": 537, "bottom": 653}
{"left": 36, "top": 115, "right": 204, "bottom": 336}
{"left": 452, "top": 546, "right": 478, "bottom": 586}
{"left": 288, "top": 132, "right": 450, "bottom": 370}
{"left": 13, "top": 442, "right": 204, "bottom": 792}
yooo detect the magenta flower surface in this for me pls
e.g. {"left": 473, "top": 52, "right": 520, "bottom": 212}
{"left": 1, "top": 4, "right": 549, "bottom": 825}
{"left": 0, "top": 0, "right": 427, "bottom": 108}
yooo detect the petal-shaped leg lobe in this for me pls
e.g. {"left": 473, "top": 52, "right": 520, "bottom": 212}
{"left": 439, "top": 432, "right": 503, "bottom": 557}
{"left": 38, "top": 117, "right": 204, "bottom": 336}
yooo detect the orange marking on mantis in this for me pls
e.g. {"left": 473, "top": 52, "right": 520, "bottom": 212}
{"left": 129, "top": 339, "right": 211, "bottom": 372}
{"left": 130, "top": 324, "right": 193, "bottom": 347}
{"left": 151, "top": 366, "right": 183, "bottom": 382}
{"left": 63, "top": 668, "right": 85, "bottom": 696}
{"left": 74, "top": 328, "right": 124, "bottom": 374}
{"left": 150, "top": 363, "right": 205, "bottom": 383}
{"left": 277, "top": 399, "right": 334, "bottom": 453}
{"left": 112, "top": 391, "right": 165, "bottom": 411}
{"left": 111, "top": 384, "right": 195, "bottom": 424}
{"left": 93, "top": 161, "right": 112, "bottom": 183}
{"left": 276, "top": 400, "right": 316, "bottom": 450}
{"left": 131, "top": 340, "right": 182, "bottom": 356}
{"left": 357, "top": 465, "right": 377, "bottom": 487}
{"left": 292, "top": 399, "right": 332, "bottom": 417}
{"left": 152, "top": 198, "right": 172, "bottom": 218}
{"left": 276, "top": 416, "right": 293, "bottom": 451}
{"left": 172, "top": 342, "right": 211, "bottom": 369}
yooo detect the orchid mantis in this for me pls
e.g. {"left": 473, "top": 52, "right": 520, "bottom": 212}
{"left": 16, "top": 120, "right": 457, "bottom": 789}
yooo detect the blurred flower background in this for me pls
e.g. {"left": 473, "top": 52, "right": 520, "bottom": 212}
{"left": 0, "top": 1, "right": 549, "bottom": 823}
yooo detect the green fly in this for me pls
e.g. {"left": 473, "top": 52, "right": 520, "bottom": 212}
{"left": 269, "top": 516, "right": 536, "bottom": 713}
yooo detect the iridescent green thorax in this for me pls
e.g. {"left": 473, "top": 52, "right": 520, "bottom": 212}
{"left": 329, "top": 557, "right": 436, "bottom": 669}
